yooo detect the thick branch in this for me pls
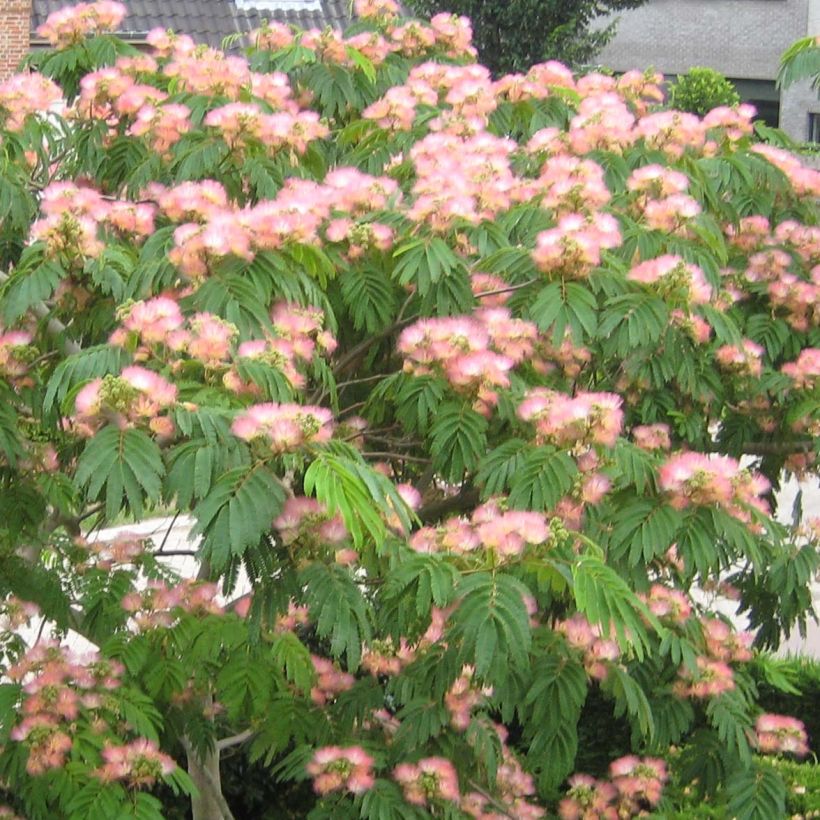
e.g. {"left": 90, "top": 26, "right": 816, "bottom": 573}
{"left": 418, "top": 486, "right": 480, "bottom": 524}
{"left": 216, "top": 729, "right": 254, "bottom": 751}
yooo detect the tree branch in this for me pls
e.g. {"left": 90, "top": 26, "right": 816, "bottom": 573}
{"left": 216, "top": 729, "right": 254, "bottom": 751}
{"left": 418, "top": 486, "right": 480, "bottom": 524}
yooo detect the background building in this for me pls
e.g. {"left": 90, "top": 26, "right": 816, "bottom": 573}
{"left": 596, "top": 0, "right": 820, "bottom": 142}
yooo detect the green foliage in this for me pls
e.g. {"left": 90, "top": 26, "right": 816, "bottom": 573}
{"left": 668, "top": 67, "right": 741, "bottom": 116}
{"left": 0, "top": 10, "right": 818, "bottom": 820}
{"left": 405, "top": 0, "right": 648, "bottom": 74}
{"left": 778, "top": 35, "right": 820, "bottom": 90}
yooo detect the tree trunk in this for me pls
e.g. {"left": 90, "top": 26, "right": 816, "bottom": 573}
{"left": 188, "top": 743, "right": 228, "bottom": 820}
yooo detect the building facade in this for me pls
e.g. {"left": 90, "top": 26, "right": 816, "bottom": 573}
{"left": 595, "top": 0, "right": 820, "bottom": 142}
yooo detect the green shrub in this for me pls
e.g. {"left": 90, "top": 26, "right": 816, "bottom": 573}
{"left": 751, "top": 655, "right": 820, "bottom": 756}
{"left": 668, "top": 66, "right": 741, "bottom": 114}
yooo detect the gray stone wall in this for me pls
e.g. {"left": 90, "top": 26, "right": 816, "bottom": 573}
{"left": 596, "top": 0, "right": 808, "bottom": 80}
{"left": 594, "top": 0, "right": 819, "bottom": 141}
{"left": 781, "top": 79, "right": 820, "bottom": 140}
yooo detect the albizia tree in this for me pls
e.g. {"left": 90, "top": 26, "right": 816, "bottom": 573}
{"left": 0, "top": 1, "right": 818, "bottom": 818}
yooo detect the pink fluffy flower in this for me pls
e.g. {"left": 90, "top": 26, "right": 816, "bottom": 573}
{"left": 231, "top": 403, "right": 334, "bottom": 453}
{"left": 97, "top": 738, "right": 176, "bottom": 787}
{"left": 394, "top": 757, "right": 460, "bottom": 807}
{"left": 755, "top": 714, "right": 809, "bottom": 757}
{"left": 627, "top": 254, "right": 711, "bottom": 304}
{"left": 36, "top": 1, "right": 126, "bottom": 47}
{"left": 307, "top": 746, "right": 375, "bottom": 795}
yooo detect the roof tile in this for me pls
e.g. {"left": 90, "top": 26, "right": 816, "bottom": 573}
{"left": 32, "top": 0, "right": 355, "bottom": 47}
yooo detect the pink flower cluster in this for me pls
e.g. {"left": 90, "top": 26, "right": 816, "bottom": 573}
{"left": 407, "top": 131, "right": 521, "bottom": 230}
{"left": 658, "top": 452, "right": 770, "bottom": 524}
{"left": 124, "top": 305, "right": 237, "bottom": 368}
{"left": 755, "top": 713, "right": 810, "bottom": 757}
{"left": 0, "top": 329, "right": 33, "bottom": 385}
{"left": 559, "top": 756, "right": 667, "bottom": 819}
{"left": 97, "top": 738, "right": 176, "bottom": 787}
{"left": 8, "top": 641, "right": 124, "bottom": 775}
{"left": 701, "top": 617, "right": 753, "bottom": 664}
{"left": 674, "top": 656, "right": 736, "bottom": 699}
{"left": 536, "top": 155, "right": 611, "bottom": 214}
{"left": 444, "top": 666, "right": 493, "bottom": 730}
{"left": 74, "top": 365, "right": 177, "bottom": 438}
{"left": 231, "top": 402, "right": 334, "bottom": 453}
{"left": 310, "top": 655, "right": 355, "bottom": 705}
{"left": 627, "top": 163, "right": 690, "bottom": 200}
{"left": 121, "top": 580, "right": 223, "bottom": 630}
{"left": 627, "top": 255, "right": 711, "bottom": 305}
{"left": 361, "top": 638, "right": 415, "bottom": 677}
{"left": 532, "top": 212, "right": 621, "bottom": 277}
{"left": 632, "top": 423, "right": 672, "bottom": 450}
{"left": 32, "top": 181, "right": 156, "bottom": 265}
{"left": 204, "top": 103, "right": 328, "bottom": 155}
{"left": 0, "top": 597, "right": 39, "bottom": 630}
{"left": 557, "top": 613, "right": 621, "bottom": 681}
{"left": 714, "top": 339, "right": 764, "bottom": 378}
{"left": 394, "top": 756, "right": 460, "bottom": 807}
{"left": 0, "top": 72, "right": 62, "bottom": 131}
{"left": 518, "top": 388, "right": 624, "bottom": 448}
{"left": 409, "top": 499, "right": 549, "bottom": 561}
{"left": 462, "top": 724, "right": 543, "bottom": 818}
{"left": 36, "top": 1, "right": 126, "bottom": 47}
{"left": 354, "top": 0, "right": 401, "bottom": 19}
{"left": 86, "top": 532, "right": 147, "bottom": 569}
{"left": 273, "top": 496, "right": 354, "bottom": 564}
{"left": 751, "top": 144, "right": 820, "bottom": 197}
{"left": 307, "top": 746, "right": 375, "bottom": 795}
{"left": 782, "top": 348, "right": 820, "bottom": 390}
{"left": 639, "top": 584, "right": 692, "bottom": 624}
{"left": 398, "top": 310, "right": 537, "bottom": 414}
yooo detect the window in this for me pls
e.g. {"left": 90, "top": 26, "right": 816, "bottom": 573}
{"left": 809, "top": 113, "right": 820, "bottom": 144}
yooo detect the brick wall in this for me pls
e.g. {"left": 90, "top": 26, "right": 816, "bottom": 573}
{"left": 0, "top": 0, "right": 31, "bottom": 81}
